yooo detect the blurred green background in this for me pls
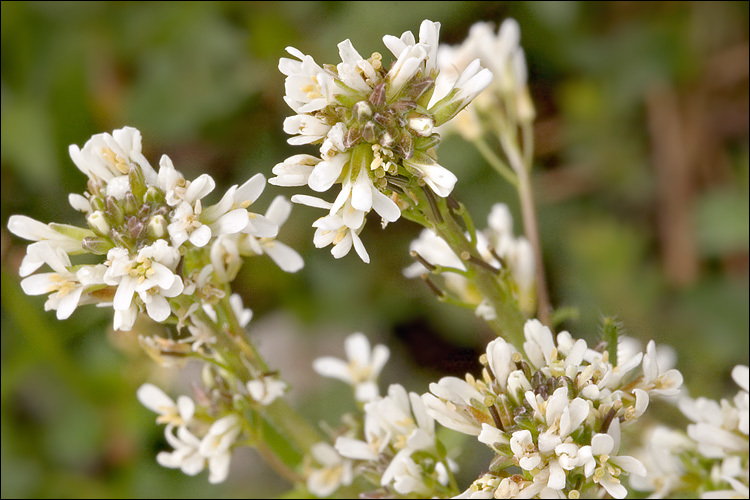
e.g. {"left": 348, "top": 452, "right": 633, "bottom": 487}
{"left": 1, "top": 1, "right": 747, "bottom": 498}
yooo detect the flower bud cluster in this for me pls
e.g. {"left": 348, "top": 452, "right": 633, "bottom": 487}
{"left": 271, "top": 20, "right": 493, "bottom": 262}
{"left": 8, "top": 127, "right": 302, "bottom": 332}
{"left": 422, "top": 319, "right": 684, "bottom": 499}
{"left": 405, "top": 203, "right": 535, "bottom": 317}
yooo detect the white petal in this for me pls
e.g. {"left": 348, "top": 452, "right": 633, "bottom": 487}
{"left": 263, "top": 241, "right": 304, "bottom": 273}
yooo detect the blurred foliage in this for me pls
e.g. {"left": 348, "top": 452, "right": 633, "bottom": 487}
{"left": 1, "top": 1, "right": 748, "bottom": 498}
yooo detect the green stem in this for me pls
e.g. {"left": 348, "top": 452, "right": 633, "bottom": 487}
{"left": 409, "top": 187, "right": 525, "bottom": 347}
{"left": 498, "top": 120, "right": 551, "bottom": 326}
{"left": 204, "top": 291, "right": 325, "bottom": 482}
{"left": 472, "top": 137, "right": 518, "bottom": 187}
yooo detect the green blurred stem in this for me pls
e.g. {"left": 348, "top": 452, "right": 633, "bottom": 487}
{"left": 411, "top": 187, "right": 525, "bottom": 347}
{"left": 207, "top": 291, "right": 325, "bottom": 482}
{"left": 502, "top": 121, "right": 551, "bottom": 326}
{"left": 486, "top": 111, "right": 552, "bottom": 326}
{"left": 472, "top": 137, "right": 518, "bottom": 187}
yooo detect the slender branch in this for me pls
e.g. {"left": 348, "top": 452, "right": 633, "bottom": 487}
{"left": 202, "top": 292, "right": 325, "bottom": 483}
{"left": 472, "top": 137, "right": 519, "bottom": 187}
{"left": 407, "top": 186, "right": 526, "bottom": 347}
{"left": 489, "top": 114, "right": 552, "bottom": 326}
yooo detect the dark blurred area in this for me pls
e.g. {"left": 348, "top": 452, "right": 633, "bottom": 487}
{"left": 1, "top": 2, "right": 747, "bottom": 497}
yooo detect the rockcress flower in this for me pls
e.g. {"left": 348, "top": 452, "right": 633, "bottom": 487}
{"left": 404, "top": 203, "right": 535, "bottom": 318}
{"left": 8, "top": 126, "right": 303, "bottom": 333}
{"left": 272, "top": 19, "right": 493, "bottom": 262}
{"left": 422, "top": 319, "right": 681, "bottom": 499}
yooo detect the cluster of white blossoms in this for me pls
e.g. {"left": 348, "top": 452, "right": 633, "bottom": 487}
{"left": 307, "top": 332, "right": 455, "bottom": 497}
{"left": 136, "top": 338, "right": 290, "bottom": 485}
{"left": 422, "top": 319, "right": 684, "bottom": 499}
{"left": 435, "top": 18, "right": 534, "bottom": 142}
{"left": 404, "top": 203, "right": 535, "bottom": 318}
{"left": 137, "top": 383, "right": 243, "bottom": 484}
{"left": 7, "top": 126, "right": 302, "bottom": 332}
{"left": 630, "top": 364, "right": 749, "bottom": 498}
{"left": 313, "top": 332, "right": 390, "bottom": 403}
{"left": 271, "top": 19, "right": 493, "bottom": 262}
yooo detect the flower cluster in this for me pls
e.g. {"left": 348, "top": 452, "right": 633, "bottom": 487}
{"left": 334, "top": 383, "right": 454, "bottom": 497}
{"left": 307, "top": 332, "right": 455, "bottom": 497}
{"left": 436, "top": 18, "right": 534, "bottom": 142}
{"left": 271, "top": 19, "right": 493, "bottom": 262}
{"left": 138, "top": 383, "right": 243, "bottom": 484}
{"left": 630, "top": 364, "right": 749, "bottom": 498}
{"left": 422, "top": 319, "right": 684, "bottom": 498}
{"left": 405, "top": 203, "right": 535, "bottom": 317}
{"left": 7, "top": 126, "right": 302, "bottom": 332}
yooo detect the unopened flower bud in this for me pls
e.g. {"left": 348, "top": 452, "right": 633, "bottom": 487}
{"left": 126, "top": 216, "right": 145, "bottom": 240}
{"left": 145, "top": 186, "right": 165, "bottom": 205}
{"left": 82, "top": 236, "right": 113, "bottom": 255}
{"left": 362, "top": 121, "right": 378, "bottom": 143}
{"left": 408, "top": 115, "right": 434, "bottom": 136}
{"left": 413, "top": 133, "right": 441, "bottom": 151}
{"left": 353, "top": 101, "right": 373, "bottom": 121}
{"left": 379, "top": 131, "right": 395, "bottom": 148}
{"left": 147, "top": 214, "right": 168, "bottom": 239}
{"left": 90, "top": 194, "right": 106, "bottom": 212}
{"left": 105, "top": 196, "right": 125, "bottom": 226}
{"left": 109, "top": 229, "right": 134, "bottom": 252}
{"left": 369, "top": 82, "right": 386, "bottom": 108}
{"left": 128, "top": 164, "right": 147, "bottom": 202}
{"left": 87, "top": 211, "right": 111, "bottom": 236}
{"left": 123, "top": 192, "right": 138, "bottom": 215}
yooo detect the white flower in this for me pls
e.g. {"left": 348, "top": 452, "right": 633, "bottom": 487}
{"left": 293, "top": 194, "right": 370, "bottom": 263}
{"left": 157, "top": 154, "right": 215, "bottom": 207}
{"left": 510, "top": 429, "right": 542, "bottom": 471}
{"left": 157, "top": 425, "right": 207, "bottom": 477}
{"left": 374, "top": 384, "right": 436, "bottom": 453}
{"left": 402, "top": 151, "right": 457, "bottom": 198}
{"left": 137, "top": 383, "right": 195, "bottom": 428}
{"left": 578, "top": 419, "right": 647, "bottom": 499}
{"left": 236, "top": 196, "right": 304, "bottom": 273}
{"left": 8, "top": 216, "right": 92, "bottom": 275}
{"left": 69, "top": 126, "right": 157, "bottom": 186}
{"left": 277, "top": 20, "right": 492, "bottom": 262}
{"left": 380, "top": 449, "right": 431, "bottom": 496}
{"left": 429, "top": 58, "right": 494, "bottom": 126}
{"left": 247, "top": 376, "right": 288, "bottom": 406}
{"left": 229, "top": 293, "right": 253, "bottom": 328}
{"left": 335, "top": 384, "right": 439, "bottom": 495}
{"left": 629, "top": 425, "right": 694, "bottom": 497}
{"left": 283, "top": 114, "right": 332, "bottom": 145}
{"left": 210, "top": 234, "right": 242, "bottom": 283}
{"left": 201, "top": 173, "right": 277, "bottom": 238}
{"left": 679, "top": 364, "right": 749, "bottom": 459}
{"left": 198, "top": 414, "right": 242, "bottom": 484}
{"left": 306, "top": 443, "right": 353, "bottom": 497}
{"left": 269, "top": 154, "right": 320, "bottom": 187}
{"left": 640, "top": 340, "right": 684, "bottom": 396}
{"left": 104, "top": 239, "right": 184, "bottom": 330}
{"left": 279, "top": 46, "right": 337, "bottom": 113}
{"left": 435, "top": 19, "right": 531, "bottom": 130}
{"left": 19, "top": 242, "right": 105, "bottom": 320}
{"left": 313, "top": 332, "right": 389, "bottom": 402}
{"left": 167, "top": 200, "right": 212, "bottom": 248}
{"left": 422, "top": 376, "right": 485, "bottom": 436}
